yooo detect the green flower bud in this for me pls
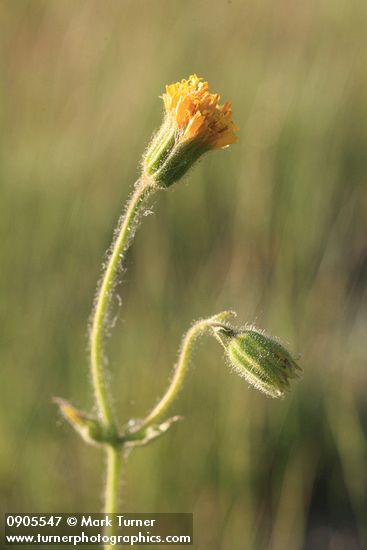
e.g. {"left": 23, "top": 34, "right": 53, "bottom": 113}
{"left": 143, "top": 118, "right": 208, "bottom": 188}
{"left": 214, "top": 326, "right": 302, "bottom": 398}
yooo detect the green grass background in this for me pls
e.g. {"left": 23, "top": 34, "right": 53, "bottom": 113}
{"left": 1, "top": 1, "right": 367, "bottom": 549}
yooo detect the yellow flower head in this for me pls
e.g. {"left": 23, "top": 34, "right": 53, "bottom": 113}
{"left": 144, "top": 74, "right": 238, "bottom": 187}
{"left": 163, "top": 74, "right": 238, "bottom": 149}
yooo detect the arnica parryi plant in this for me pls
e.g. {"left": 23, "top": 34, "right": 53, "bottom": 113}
{"left": 55, "top": 74, "right": 302, "bottom": 549}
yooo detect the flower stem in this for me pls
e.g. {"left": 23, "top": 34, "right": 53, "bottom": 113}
{"left": 136, "top": 316, "right": 221, "bottom": 433}
{"left": 88, "top": 177, "right": 156, "bottom": 549}
{"left": 104, "top": 446, "right": 122, "bottom": 550}
{"left": 89, "top": 178, "right": 154, "bottom": 430}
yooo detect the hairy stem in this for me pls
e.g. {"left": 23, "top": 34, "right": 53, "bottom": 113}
{"left": 88, "top": 177, "right": 156, "bottom": 548}
{"left": 89, "top": 178, "right": 155, "bottom": 429}
{"left": 104, "top": 446, "right": 122, "bottom": 549}
{"left": 136, "top": 316, "right": 223, "bottom": 434}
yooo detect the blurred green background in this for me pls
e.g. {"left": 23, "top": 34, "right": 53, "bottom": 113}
{"left": 1, "top": 1, "right": 367, "bottom": 549}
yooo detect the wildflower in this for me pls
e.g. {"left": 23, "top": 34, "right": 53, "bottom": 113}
{"left": 144, "top": 74, "right": 238, "bottom": 187}
{"left": 213, "top": 326, "right": 302, "bottom": 398}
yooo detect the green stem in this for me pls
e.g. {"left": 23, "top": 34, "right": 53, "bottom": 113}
{"left": 104, "top": 446, "right": 122, "bottom": 550}
{"left": 136, "top": 317, "right": 220, "bottom": 433}
{"left": 89, "top": 178, "right": 155, "bottom": 429}
{"left": 88, "top": 177, "right": 156, "bottom": 549}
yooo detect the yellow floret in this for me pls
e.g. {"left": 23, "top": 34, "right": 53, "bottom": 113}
{"left": 162, "top": 74, "right": 238, "bottom": 149}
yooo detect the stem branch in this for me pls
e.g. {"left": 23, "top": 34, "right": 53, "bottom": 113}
{"left": 136, "top": 316, "right": 223, "bottom": 434}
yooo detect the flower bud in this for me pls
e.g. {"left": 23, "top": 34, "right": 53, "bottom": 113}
{"left": 143, "top": 75, "right": 238, "bottom": 188}
{"left": 214, "top": 326, "right": 302, "bottom": 398}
